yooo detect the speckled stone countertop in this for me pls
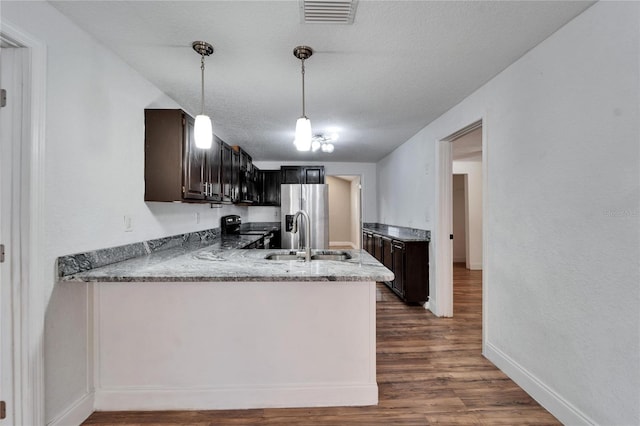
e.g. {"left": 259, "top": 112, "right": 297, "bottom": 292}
{"left": 362, "top": 223, "right": 430, "bottom": 242}
{"left": 61, "top": 246, "right": 393, "bottom": 283}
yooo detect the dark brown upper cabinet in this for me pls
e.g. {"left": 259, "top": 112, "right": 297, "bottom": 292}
{"left": 231, "top": 148, "right": 240, "bottom": 202}
{"left": 232, "top": 146, "right": 257, "bottom": 204}
{"left": 280, "top": 166, "right": 325, "bottom": 184}
{"left": 259, "top": 169, "right": 281, "bottom": 206}
{"left": 144, "top": 109, "right": 207, "bottom": 202}
{"left": 203, "top": 136, "right": 222, "bottom": 202}
{"left": 220, "top": 142, "right": 233, "bottom": 203}
{"left": 145, "top": 108, "right": 277, "bottom": 206}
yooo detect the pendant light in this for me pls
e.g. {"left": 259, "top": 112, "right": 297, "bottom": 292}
{"left": 293, "top": 46, "right": 313, "bottom": 151}
{"left": 192, "top": 41, "right": 214, "bottom": 149}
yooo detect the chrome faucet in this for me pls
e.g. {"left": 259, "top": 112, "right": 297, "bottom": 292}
{"left": 291, "top": 210, "right": 311, "bottom": 262}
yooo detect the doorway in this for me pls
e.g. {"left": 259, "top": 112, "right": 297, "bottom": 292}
{"left": 435, "top": 119, "right": 485, "bottom": 322}
{"left": 451, "top": 126, "right": 483, "bottom": 271}
{"left": 1, "top": 36, "right": 23, "bottom": 426}
{"left": 0, "top": 22, "right": 47, "bottom": 425}
{"left": 326, "top": 175, "right": 361, "bottom": 250}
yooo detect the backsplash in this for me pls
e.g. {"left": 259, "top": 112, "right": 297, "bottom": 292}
{"left": 363, "top": 222, "right": 430, "bottom": 240}
{"left": 57, "top": 228, "right": 221, "bottom": 278}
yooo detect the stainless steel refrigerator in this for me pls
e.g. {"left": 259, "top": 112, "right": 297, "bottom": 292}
{"left": 280, "top": 184, "right": 329, "bottom": 250}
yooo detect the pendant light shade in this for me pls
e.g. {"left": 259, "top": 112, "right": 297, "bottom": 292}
{"left": 293, "top": 46, "right": 313, "bottom": 151}
{"left": 194, "top": 115, "right": 213, "bottom": 149}
{"left": 192, "top": 41, "right": 214, "bottom": 149}
{"left": 294, "top": 117, "right": 312, "bottom": 151}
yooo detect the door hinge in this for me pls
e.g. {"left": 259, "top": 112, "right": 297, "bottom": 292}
{"left": 0, "top": 244, "right": 5, "bottom": 263}
{"left": 1, "top": 89, "right": 6, "bottom": 108}
{"left": 0, "top": 400, "right": 6, "bottom": 419}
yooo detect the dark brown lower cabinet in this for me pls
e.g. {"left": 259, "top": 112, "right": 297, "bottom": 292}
{"left": 391, "top": 241, "right": 406, "bottom": 297}
{"left": 373, "top": 234, "right": 383, "bottom": 262}
{"left": 363, "top": 230, "right": 429, "bottom": 304}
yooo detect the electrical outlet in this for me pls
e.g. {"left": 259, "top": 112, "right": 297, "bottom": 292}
{"left": 124, "top": 215, "right": 133, "bottom": 232}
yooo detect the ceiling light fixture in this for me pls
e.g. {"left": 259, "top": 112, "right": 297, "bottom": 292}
{"left": 293, "top": 45, "right": 313, "bottom": 151}
{"left": 192, "top": 41, "right": 214, "bottom": 149}
{"left": 311, "top": 134, "right": 336, "bottom": 153}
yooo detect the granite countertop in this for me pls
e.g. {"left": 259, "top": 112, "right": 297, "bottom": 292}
{"left": 362, "top": 223, "right": 430, "bottom": 242}
{"left": 61, "top": 245, "right": 394, "bottom": 283}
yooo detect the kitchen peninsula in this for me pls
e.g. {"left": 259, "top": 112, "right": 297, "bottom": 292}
{"left": 58, "top": 228, "right": 393, "bottom": 412}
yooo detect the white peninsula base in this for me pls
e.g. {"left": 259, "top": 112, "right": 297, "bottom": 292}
{"left": 93, "top": 280, "right": 378, "bottom": 411}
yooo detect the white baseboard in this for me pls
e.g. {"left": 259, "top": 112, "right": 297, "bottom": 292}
{"left": 329, "top": 241, "right": 356, "bottom": 249}
{"left": 95, "top": 384, "right": 378, "bottom": 411}
{"left": 47, "top": 392, "right": 94, "bottom": 426}
{"left": 469, "top": 262, "right": 482, "bottom": 270}
{"left": 484, "top": 342, "right": 595, "bottom": 426}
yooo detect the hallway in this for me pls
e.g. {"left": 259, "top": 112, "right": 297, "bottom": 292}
{"left": 84, "top": 264, "right": 559, "bottom": 425}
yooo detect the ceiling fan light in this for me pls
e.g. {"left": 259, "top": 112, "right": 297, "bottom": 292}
{"left": 294, "top": 116, "right": 312, "bottom": 151}
{"left": 194, "top": 115, "right": 213, "bottom": 149}
{"left": 321, "top": 142, "right": 334, "bottom": 153}
{"left": 311, "top": 140, "right": 321, "bottom": 152}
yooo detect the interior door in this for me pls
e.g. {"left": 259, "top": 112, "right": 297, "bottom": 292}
{"left": 0, "top": 43, "right": 20, "bottom": 425}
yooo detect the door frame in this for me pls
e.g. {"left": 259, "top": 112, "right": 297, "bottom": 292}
{"left": 434, "top": 118, "right": 487, "bottom": 350}
{"left": 0, "top": 20, "right": 47, "bottom": 426}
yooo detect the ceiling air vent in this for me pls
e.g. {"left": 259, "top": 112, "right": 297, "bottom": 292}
{"left": 300, "top": 0, "right": 359, "bottom": 24}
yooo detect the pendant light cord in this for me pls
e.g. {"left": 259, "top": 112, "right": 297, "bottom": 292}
{"left": 200, "top": 54, "right": 206, "bottom": 115}
{"left": 301, "top": 58, "right": 306, "bottom": 118}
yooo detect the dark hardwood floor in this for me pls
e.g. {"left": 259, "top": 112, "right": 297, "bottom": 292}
{"left": 83, "top": 264, "right": 559, "bottom": 425}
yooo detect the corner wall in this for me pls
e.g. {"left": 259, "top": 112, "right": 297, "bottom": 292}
{"left": 376, "top": 2, "right": 639, "bottom": 425}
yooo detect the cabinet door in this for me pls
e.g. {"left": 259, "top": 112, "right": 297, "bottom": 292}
{"left": 204, "top": 136, "right": 222, "bottom": 201}
{"left": 261, "top": 170, "right": 281, "bottom": 206}
{"left": 144, "top": 109, "right": 185, "bottom": 202}
{"left": 231, "top": 149, "right": 240, "bottom": 202}
{"left": 392, "top": 242, "right": 406, "bottom": 296}
{"left": 303, "top": 166, "right": 325, "bottom": 184}
{"left": 362, "top": 232, "right": 373, "bottom": 255}
{"left": 382, "top": 237, "right": 393, "bottom": 270}
{"left": 281, "top": 166, "right": 303, "bottom": 184}
{"left": 250, "top": 166, "right": 260, "bottom": 203}
{"left": 373, "top": 234, "right": 383, "bottom": 262}
{"left": 221, "top": 142, "right": 233, "bottom": 201}
{"left": 182, "top": 114, "right": 206, "bottom": 200}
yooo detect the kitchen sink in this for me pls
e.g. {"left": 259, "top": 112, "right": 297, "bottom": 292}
{"left": 264, "top": 254, "right": 301, "bottom": 261}
{"left": 264, "top": 250, "right": 352, "bottom": 261}
{"left": 311, "top": 253, "right": 352, "bottom": 261}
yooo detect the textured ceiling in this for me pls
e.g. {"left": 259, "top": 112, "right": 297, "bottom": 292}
{"left": 48, "top": 0, "right": 594, "bottom": 162}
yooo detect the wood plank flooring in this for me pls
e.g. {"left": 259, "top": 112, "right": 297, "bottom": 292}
{"left": 83, "top": 264, "right": 560, "bottom": 425}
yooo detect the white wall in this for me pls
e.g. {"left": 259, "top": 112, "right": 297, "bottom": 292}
{"left": 245, "top": 206, "right": 280, "bottom": 223}
{"left": 453, "top": 162, "right": 483, "bottom": 269}
{"left": 376, "top": 2, "right": 639, "bottom": 425}
{"left": 253, "top": 161, "right": 377, "bottom": 223}
{"left": 452, "top": 175, "right": 466, "bottom": 263}
{"left": 2, "top": 2, "right": 248, "bottom": 424}
{"left": 326, "top": 176, "right": 352, "bottom": 245}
